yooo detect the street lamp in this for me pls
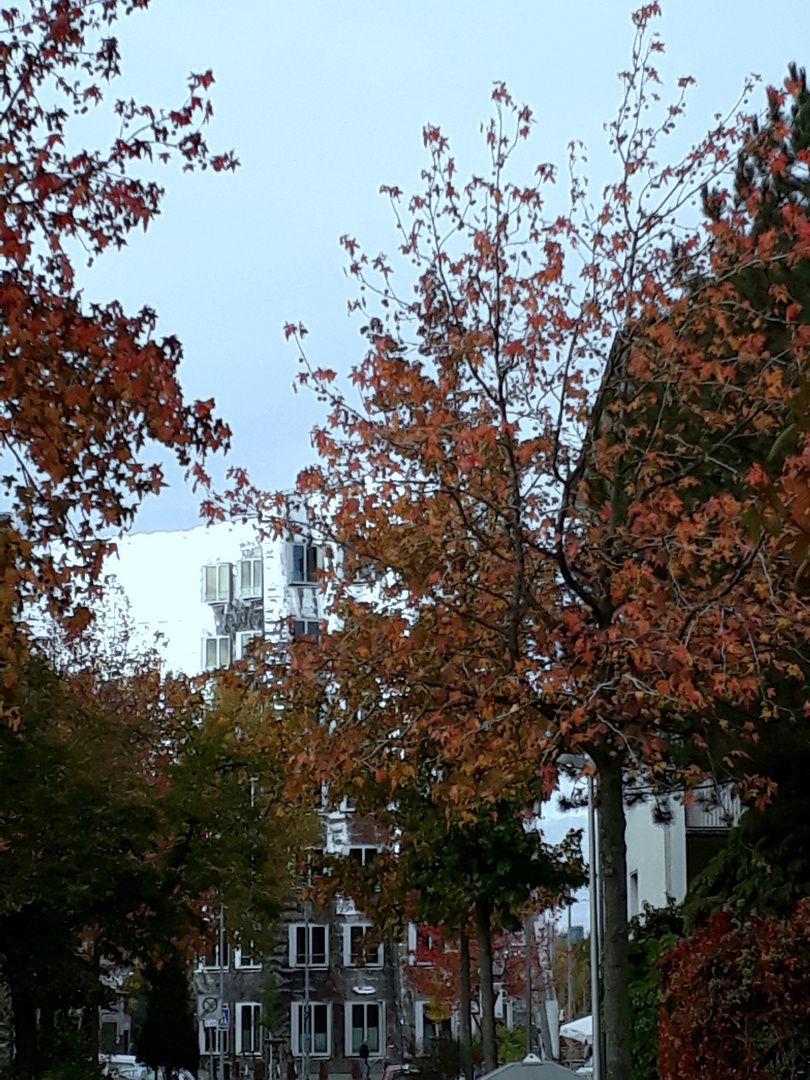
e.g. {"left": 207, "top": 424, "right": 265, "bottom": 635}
{"left": 558, "top": 754, "right": 601, "bottom": 1080}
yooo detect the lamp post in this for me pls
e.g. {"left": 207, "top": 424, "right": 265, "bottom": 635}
{"left": 524, "top": 914, "right": 532, "bottom": 1056}
{"left": 566, "top": 904, "right": 573, "bottom": 1067}
{"left": 558, "top": 754, "right": 602, "bottom": 1080}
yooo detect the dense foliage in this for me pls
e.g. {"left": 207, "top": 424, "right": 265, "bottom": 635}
{"left": 660, "top": 902, "right": 810, "bottom": 1079}
{"left": 0, "top": 652, "right": 300, "bottom": 1079}
{"left": 626, "top": 904, "right": 684, "bottom": 1080}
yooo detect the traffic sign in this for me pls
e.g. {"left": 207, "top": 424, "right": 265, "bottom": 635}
{"left": 218, "top": 1005, "right": 230, "bottom": 1031}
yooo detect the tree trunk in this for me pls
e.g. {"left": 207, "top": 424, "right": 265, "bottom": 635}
{"left": 475, "top": 896, "right": 497, "bottom": 1074}
{"left": 10, "top": 982, "right": 38, "bottom": 1080}
{"left": 38, "top": 1002, "right": 55, "bottom": 1073}
{"left": 594, "top": 749, "right": 631, "bottom": 1080}
{"left": 459, "top": 929, "right": 474, "bottom": 1080}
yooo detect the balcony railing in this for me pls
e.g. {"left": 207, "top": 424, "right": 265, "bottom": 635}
{"left": 685, "top": 788, "right": 740, "bottom": 830}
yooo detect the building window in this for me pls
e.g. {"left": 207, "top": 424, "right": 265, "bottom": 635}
{"left": 203, "top": 636, "right": 231, "bottom": 670}
{"left": 201, "top": 942, "right": 230, "bottom": 969}
{"left": 236, "top": 630, "right": 261, "bottom": 660}
{"left": 202, "top": 1026, "right": 230, "bottom": 1054}
{"left": 347, "top": 1002, "right": 382, "bottom": 1055}
{"left": 292, "top": 620, "right": 320, "bottom": 642}
{"left": 235, "top": 944, "right": 261, "bottom": 969}
{"left": 239, "top": 553, "right": 263, "bottom": 599}
{"left": 292, "top": 1003, "right": 330, "bottom": 1056}
{"left": 291, "top": 542, "right": 318, "bottom": 584}
{"left": 304, "top": 848, "right": 325, "bottom": 886}
{"left": 629, "top": 870, "right": 639, "bottom": 918}
{"left": 238, "top": 1002, "right": 262, "bottom": 1054}
{"left": 349, "top": 846, "right": 377, "bottom": 867}
{"left": 204, "top": 563, "right": 231, "bottom": 603}
{"left": 100, "top": 1021, "right": 117, "bottom": 1054}
{"left": 289, "top": 924, "right": 328, "bottom": 967}
{"left": 344, "top": 924, "right": 383, "bottom": 968}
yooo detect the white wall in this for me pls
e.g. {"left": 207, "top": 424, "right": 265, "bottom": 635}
{"left": 624, "top": 796, "right": 687, "bottom": 917}
{"left": 106, "top": 520, "right": 271, "bottom": 675}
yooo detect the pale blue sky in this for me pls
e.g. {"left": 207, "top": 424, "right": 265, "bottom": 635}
{"left": 77, "top": 0, "right": 810, "bottom": 533}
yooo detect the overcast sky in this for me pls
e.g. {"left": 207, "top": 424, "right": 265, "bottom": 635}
{"left": 74, "top": 0, "right": 810, "bottom": 535}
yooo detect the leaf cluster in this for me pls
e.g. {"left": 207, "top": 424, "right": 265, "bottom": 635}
{"left": 659, "top": 901, "right": 810, "bottom": 1080}
{"left": 0, "top": 0, "right": 234, "bottom": 642}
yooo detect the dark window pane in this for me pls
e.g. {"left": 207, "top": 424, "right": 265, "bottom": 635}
{"left": 313, "top": 1005, "right": 328, "bottom": 1053}
{"left": 352, "top": 1005, "right": 364, "bottom": 1053}
{"left": 350, "top": 926, "right": 363, "bottom": 965}
{"left": 367, "top": 1004, "right": 380, "bottom": 1053}
{"left": 311, "top": 925, "right": 326, "bottom": 965}
{"left": 307, "top": 546, "right": 318, "bottom": 581}
{"left": 293, "top": 545, "right": 304, "bottom": 581}
{"left": 296, "top": 926, "right": 306, "bottom": 965}
{"left": 101, "top": 1022, "right": 116, "bottom": 1054}
{"left": 242, "top": 1004, "right": 253, "bottom": 1052}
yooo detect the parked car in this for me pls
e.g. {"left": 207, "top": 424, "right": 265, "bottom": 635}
{"left": 100, "top": 1057, "right": 148, "bottom": 1080}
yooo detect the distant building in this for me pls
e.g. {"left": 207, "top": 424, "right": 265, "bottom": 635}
{"left": 557, "top": 925, "right": 584, "bottom": 945}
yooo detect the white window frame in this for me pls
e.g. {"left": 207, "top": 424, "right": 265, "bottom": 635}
{"left": 349, "top": 846, "right": 378, "bottom": 866}
{"left": 291, "top": 1002, "right": 331, "bottom": 1058}
{"left": 200, "top": 941, "right": 230, "bottom": 970}
{"left": 407, "top": 922, "right": 417, "bottom": 964}
{"left": 629, "top": 869, "right": 639, "bottom": 918}
{"left": 203, "top": 635, "right": 231, "bottom": 671}
{"left": 291, "top": 541, "right": 318, "bottom": 585}
{"left": 234, "top": 944, "right": 261, "bottom": 970}
{"left": 345, "top": 1001, "right": 384, "bottom": 1057}
{"left": 235, "top": 630, "right": 261, "bottom": 661}
{"left": 237, "top": 1001, "right": 262, "bottom": 1055}
{"left": 200, "top": 1024, "right": 230, "bottom": 1055}
{"left": 415, "top": 1002, "right": 454, "bottom": 1057}
{"left": 238, "top": 553, "right": 263, "bottom": 599}
{"left": 292, "top": 619, "right": 320, "bottom": 642}
{"left": 288, "top": 923, "right": 329, "bottom": 968}
{"left": 204, "top": 562, "right": 232, "bottom": 604}
{"left": 343, "top": 923, "right": 383, "bottom": 968}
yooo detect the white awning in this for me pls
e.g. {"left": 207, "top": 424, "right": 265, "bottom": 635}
{"left": 559, "top": 1015, "right": 592, "bottom": 1042}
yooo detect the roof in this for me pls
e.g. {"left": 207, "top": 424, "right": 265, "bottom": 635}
{"left": 485, "top": 1058, "right": 577, "bottom": 1080}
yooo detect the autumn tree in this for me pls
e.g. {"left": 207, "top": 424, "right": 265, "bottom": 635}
{"left": 213, "top": 9, "right": 810, "bottom": 1077}
{"left": 395, "top": 798, "right": 582, "bottom": 1072}
{"left": 0, "top": 0, "right": 233, "bottom": 652}
{"left": 0, "top": 643, "right": 301, "bottom": 1079}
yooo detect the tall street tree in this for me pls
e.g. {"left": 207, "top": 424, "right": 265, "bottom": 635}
{"left": 213, "top": 9, "right": 810, "bottom": 1077}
